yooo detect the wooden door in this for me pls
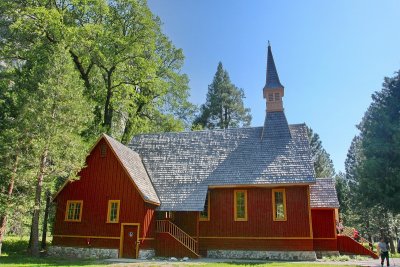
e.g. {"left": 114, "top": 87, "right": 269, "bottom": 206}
{"left": 121, "top": 224, "right": 139, "bottom": 258}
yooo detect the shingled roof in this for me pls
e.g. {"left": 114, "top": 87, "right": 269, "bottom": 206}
{"left": 103, "top": 134, "right": 160, "bottom": 205}
{"left": 310, "top": 178, "right": 340, "bottom": 208}
{"left": 129, "top": 124, "right": 315, "bottom": 211}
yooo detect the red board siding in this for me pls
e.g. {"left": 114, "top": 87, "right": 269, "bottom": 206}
{"left": 171, "top": 212, "right": 198, "bottom": 237}
{"left": 53, "top": 138, "right": 157, "bottom": 251}
{"left": 311, "top": 209, "right": 336, "bottom": 238}
{"left": 200, "top": 186, "right": 311, "bottom": 238}
{"left": 337, "top": 235, "right": 378, "bottom": 259}
{"left": 156, "top": 233, "right": 199, "bottom": 258}
{"left": 313, "top": 239, "right": 337, "bottom": 251}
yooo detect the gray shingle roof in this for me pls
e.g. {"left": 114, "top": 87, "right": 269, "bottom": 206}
{"left": 104, "top": 134, "right": 160, "bottom": 205}
{"left": 129, "top": 124, "right": 315, "bottom": 211}
{"left": 262, "top": 111, "right": 292, "bottom": 140}
{"left": 264, "top": 44, "right": 284, "bottom": 90}
{"left": 310, "top": 178, "right": 340, "bottom": 208}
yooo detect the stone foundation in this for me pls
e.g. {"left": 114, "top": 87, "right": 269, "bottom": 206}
{"left": 207, "top": 250, "right": 317, "bottom": 261}
{"left": 316, "top": 250, "right": 340, "bottom": 259}
{"left": 48, "top": 246, "right": 118, "bottom": 259}
{"left": 138, "top": 249, "right": 155, "bottom": 259}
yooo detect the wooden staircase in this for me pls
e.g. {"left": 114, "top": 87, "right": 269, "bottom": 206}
{"left": 337, "top": 234, "right": 378, "bottom": 259}
{"left": 156, "top": 220, "right": 200, "bottom": 258}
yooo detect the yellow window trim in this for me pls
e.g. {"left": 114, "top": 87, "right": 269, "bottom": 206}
{"left": 234, "top": 190, "right": 248, "bottom": 221}
{"left": 107, "top": 200, "right": 120, "bottom": 223}
{"left": 65, "top": 200, "right": 83, "bottom": 222}
{"left": 199, "top": 191, "right": 210, "bottom": 221}
{"left": 272, "top": 188, "right": 287, "bottom": 221}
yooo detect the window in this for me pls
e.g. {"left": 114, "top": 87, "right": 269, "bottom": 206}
{"left": 165, "top": 211, "right": 174, "bottom": 219}
{"left": 234, "top": 190, "right": 247, "bottom": 221}
{"left": 100, "top": 143, "right": 107, "bottom": 157}
{"left": 274, "top": 92, "right": 281, "bottom": 101}
{"left": 65, "top": 200, "right": 83, "bottom": 222}
{"left": 268, "top": 93, "right": 274, "bottom": 102}
{"left": 272, "top": 189, "right": 287, "bottom": 221}
{"left": 107, "top": 200, "right": 120, "bottom": 223}
{"left": 200, "top": 191, "right": 210, "bottom": 221}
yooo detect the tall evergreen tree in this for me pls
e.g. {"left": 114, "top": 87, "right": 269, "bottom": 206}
{"left": 306, "top": 127, "right": 335, "bottom": 178}
{"left": 25, "top": 44, "right": 93, "bottom": 256}
{"left": 194, "top": 62, "right": 251, "bottom": 129}
{"left": 357, "top": 71, "right": 400, "bottom": 214}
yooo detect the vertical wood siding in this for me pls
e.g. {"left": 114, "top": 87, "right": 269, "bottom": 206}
{"left": 156, "top": 233, "right": 199, "bottom": 258}
{"left": 53, "top": 138, "right": 157, "bottom": 250}
{"left": 311, "top": 209, "right": 336, "bottom": 251}
{"left": 196, "top": 186, "right": 312, "bottom": 251}
{"left": 199, "top": 186, "right": 311, "bottom": 238}
{"left": 311, "top": 209, "right": 335, "bottom": 238}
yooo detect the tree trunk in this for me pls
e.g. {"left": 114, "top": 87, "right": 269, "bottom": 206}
{"left": 389, "top": 238, "right": 395, "bottom": 254}
{"left": 29, "top": 149, "right": 48, "bottom": 256}
{"left": 103, "top": 68, "right": 115, "bottom": 132}
{"left": 0, "top": 155, "right": 19, "bottom": 255}
{"left": 0, "top": 216, "right": 7, "bottom": 255}
{"left": 41, "top": 190, "right": 51, "bottom": 250}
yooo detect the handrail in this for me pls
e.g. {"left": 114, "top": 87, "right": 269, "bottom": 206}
{"left": 156, "top": 220, "right": 198, "bottom": 255}
{"left": 341, "top": 226, "right": 371, "bottom": 247}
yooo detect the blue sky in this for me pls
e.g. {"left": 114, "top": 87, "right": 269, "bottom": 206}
{"left": 148, "top": 0, "right": 400, "bottom": 173}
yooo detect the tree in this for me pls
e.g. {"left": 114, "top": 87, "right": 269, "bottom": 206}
{"left": 335, "top": 172, "right": 350, "bottom": 215}
{"left": 194, "top": 62, "right": 251, "bottom": 129}
{"left": 0, "top": 0, "right": 195, "bottom": 255}
{"left": 357, "top": 71, "right": 400, "bottom": 214}
{"left": 306, "top": 127, "right": 335, "bottom": 178}
{"left": 0, "top": 0, "right": 194, "bottom": 143}
{"left": 0, "top": 43, "right": 93, "bottom": 256}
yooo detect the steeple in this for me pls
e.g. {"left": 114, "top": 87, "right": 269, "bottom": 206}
{"left": 261, "top": 42, "right": 291, "bottom": 140}
{"left": 263, "top": 42, "right": 284, "bottom": 112}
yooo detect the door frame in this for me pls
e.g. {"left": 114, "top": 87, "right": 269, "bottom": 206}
{"left": 119, "top": 223, "right": 140, "bottom": 258}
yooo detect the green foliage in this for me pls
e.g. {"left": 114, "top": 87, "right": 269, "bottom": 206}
{"left": 194, "top": 62, "right": 251, "bottom": 129}
{"left": 0, "top": 0, "right": 195, "bottom": 255}
{"left": 341, "top": 71, "right": 400, "bottom": 249}
{"left": 306, "top": 127, "right": 335, "bottom": 178}
{"left": 0, "top": 0, "right": 194, "bottom": 144}
{"left": 356, "top": 71, "right": 400, "bottom": 214}
{"left": 335, "top": 172, "right": 350, "bottom": 215}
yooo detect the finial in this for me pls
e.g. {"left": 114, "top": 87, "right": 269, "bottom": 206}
{"left": 268, "top": 40, "right": 271, "bottom": 47}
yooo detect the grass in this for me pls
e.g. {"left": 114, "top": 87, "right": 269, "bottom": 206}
{"left": 0, "top": 236, "right": 366, "bottom": 267}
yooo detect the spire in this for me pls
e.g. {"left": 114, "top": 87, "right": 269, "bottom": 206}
{"left": 264, "top": 42, "right": 284, "bottom": 90}
{"left": 263, "top": 42, "right": 285, "bottom": 112}
{"left": 261, "top": 42, "right": 291, "bottom": 140}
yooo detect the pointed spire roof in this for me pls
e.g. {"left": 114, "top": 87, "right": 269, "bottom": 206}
{"left": 264, "top": 42, "right": 284, "bottom": 90}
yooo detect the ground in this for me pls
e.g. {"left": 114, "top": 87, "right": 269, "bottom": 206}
{"left": 1, "top": 236, "right": 399, "bottom": 267}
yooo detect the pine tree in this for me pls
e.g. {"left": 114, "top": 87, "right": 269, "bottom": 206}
{"left": 194, "top": 62, "right": 251, "bottom": 129}
{"left": 357, "top": 71, "right": 400, "bottom": 214}
{"left": 18, "top": 44, "right": 93, "bottom": 256}
{"left": 306, "top": 127, "right": 335, "bottom": 178}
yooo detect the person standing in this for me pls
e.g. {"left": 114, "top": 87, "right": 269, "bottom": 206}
{"left": 377, "top": 238, "right": 390, "bottom": 267}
